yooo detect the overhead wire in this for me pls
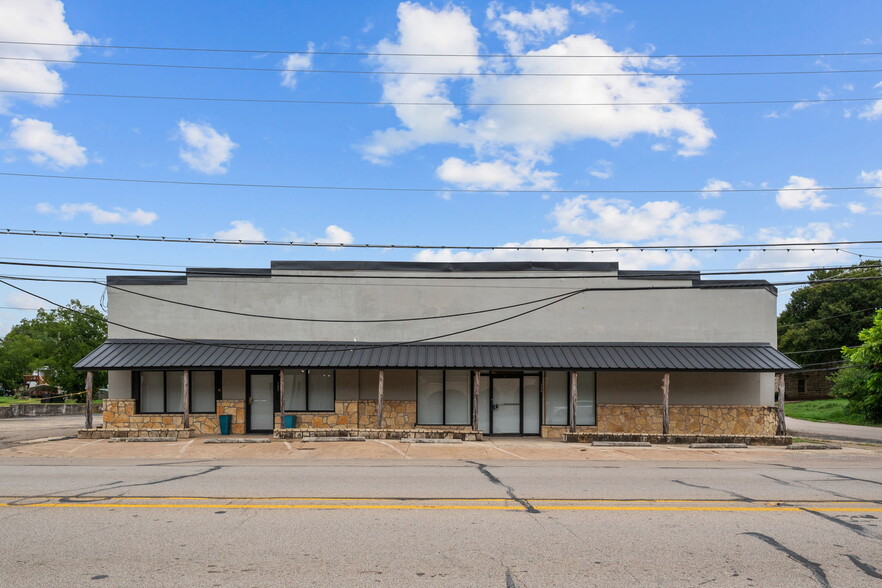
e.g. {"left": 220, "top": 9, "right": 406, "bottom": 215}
{"left": 3, "top": 228, "right": 882, "bottom": 253}
{"left": 3, "top": 39, "right": 882, "bottom": 59}
{"left": 5, "top": 89, "right": 878, "bottom": 108}
{"left": 778, "top": 306, "right": 881, "bottom": 329}
{"left": 1, "top": 172, "right": 879, "bottom": 195}
{"left": 4, "top": 55, "right": 882, "bottom": 78}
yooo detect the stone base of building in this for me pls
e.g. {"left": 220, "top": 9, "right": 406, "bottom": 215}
{"left": 78, "top": 427, "right": 194, "bottom": 439}
{"left": 274, "top": 427, "right": 482, "bottom": 441}
{"left": 561, "top": 432, "right": 792, "bottom": 446}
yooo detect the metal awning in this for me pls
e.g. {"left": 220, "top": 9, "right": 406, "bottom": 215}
{"left": 75, "top": 340, "right": 800, "bottom": 372}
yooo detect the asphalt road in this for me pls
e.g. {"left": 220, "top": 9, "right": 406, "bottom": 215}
{"left": 1, "top": 455, "right": 881, "bottom": 587}
{"left": 0, "top": 414, "right": 99, "bottom": 449}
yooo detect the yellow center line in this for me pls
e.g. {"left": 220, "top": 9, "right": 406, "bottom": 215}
{"left": 1, "top": 502, "right": 880, "bottom": 512}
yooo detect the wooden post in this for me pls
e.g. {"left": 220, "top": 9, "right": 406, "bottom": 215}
{"left": 472, "top": 370, "right": 480, "bottom": 431}
{"left": 279, "top": 369, "right": 286, "bottom": 430}
{"left": 661, "top": 372, "right": 670, "bottom": 435}
{"left": 776, "top": 373, "right": 787, "bottom": 436}
{"left": 182, "top": 369, "right": 190, "bottom": 430}
{"left": 377, "top": 370, "right": 385, "bottom": 429}
{"left": 569, "top": 371, "right": 578, "bottom": 433}
{"left": 84, "top": 371, "right": 93, "bottom": 430}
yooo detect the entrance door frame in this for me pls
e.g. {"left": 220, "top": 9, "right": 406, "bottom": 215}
{"left": 489, "top": 374, "right": 523, "bottom": 435}
{"left": 245, "top": 370, "right": 279, "bottom": 433}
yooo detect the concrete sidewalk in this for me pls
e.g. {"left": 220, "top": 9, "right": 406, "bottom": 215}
{"left": 786, "top": 416, "right": 882, "bottom": 444}
{"left": 2, "top": 435, "right": 879, "bottom": 461}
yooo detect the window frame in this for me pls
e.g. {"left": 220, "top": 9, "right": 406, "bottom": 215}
{"left": 133, "top": 370, "right": 222, "bottom": 414}
{"left": 416, "top": 369, "right": 473, "bottom": 426}
{"left": 282, "top": 369, "right": 337, "bottom": 413}
{"left": 542, "top": 370, "right": 597, "bottom": 426}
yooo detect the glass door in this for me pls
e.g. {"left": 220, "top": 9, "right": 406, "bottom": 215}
{"left": 248, "top": 373, "right": 276, "bottom": 432}
{"left": 491, "top": 377, "right": 521, "bottom": 434}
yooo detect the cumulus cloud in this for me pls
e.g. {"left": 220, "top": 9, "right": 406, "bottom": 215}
{"left": 288, "top": 225, "right": 356, "bottom": 248}
{"left": 0, "top": 0, "right": 92, "bottom": 112}
{"left": 701, "top": 178, "right": 732, "bottom": 198}
{"left": 859, "top": 99, "right": 882, "bottom": 120}
{"left": 550, "top": 195, "right": 740, "bottom": 244}
{"left": 588, "top": 158, "right": 613, "bottom": 179}
{"left": 571, "top": 1, "right": 621, "bottom": 21}
{"left": 36, "top": 202, "right": 157, "bottom": 225}
{"left": 415, "top": 236, "right": 698, "bottom": 270}
{"left": 775, "top": 175, "right": 830, "bottom": 210}
{"left": 9, "top": 117, "right": 87, "bottom": 168}
{"left": 363, "top": 3, "right": 713, "bottom": 188}
{"left": 6, "top": 292, "right": 48, "bottom": 311}
{"left": 738, "top": 223, "right": 852, "bottom": 269}
{"left": 848, "top": 202, "right": 868, "bottom": 214}
{"left": 487, "top": 2, "right": 570, "bottom": 54}
{"left": 436, "top": 157, "right": 557, "bottom": 189}
{"left": 280, "top": 43, "right": 314, "bottom": 90}
{"left": 214, "top": 220, "right": 265, "bottom": 241}
{"left": 176, "top": 120, "right": 237, "bottom": 174}
{"left": 859, "top": 169, "right": 882, "bottom": 197}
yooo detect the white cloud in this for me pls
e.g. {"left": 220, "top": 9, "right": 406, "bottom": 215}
{"left": 775, "top": 175, "right": 830, "bottom": 210}
{"left": 6, "top": 292, "right": 49, "bottom": 311}
{"left": 35, "top": 202, "right": 157, "bottom": 225}
{"left": 738, "top": 223, "right": 852, "bottom": 269}
{"left": 859, "top": 99, "right": 882, "bottom": 120}
{"left": 848, "top": 202, "right": 868, "bottom": 214}
{"left": 363, "top": 4, "right": 714, "bottom": 183}
{"left": 487, "top": 2, "right": 570, "bottom": 54}
{"left": 571, "top": 1, "right": 621, "bottom": 21}
{"left": 436, "top": 156, "right": 556, "bottom": 189}
{"left": 280, "top": 43, "right": 314, "bottom": 90}
{"left": 701, "top": 178, "right": 732, "bottom": 198}
{"left": 318, "top": 225, "right": 355, "bottom": 245}
{"left": 588, "top": 158, "right": 613, "bottom": 179}
{"left": 9, "top": 117, "right": 87, "bottom": 168}
{"left": 550, "top": 195, "right": 740, "bottom": 243}
{"left": 0, "top": 0, "right": 92, "bottom": 112}
{"left": 415, "top": 236, "right": 698, "bottom": 270}
{"left": 176, "top": 120, "right": 237, "bottom": 174}
{"left": 859, "top": 169, "right": 882, "bottom": 197}
{"left": 214, "top": 220, "right": 265, "bottom": 241}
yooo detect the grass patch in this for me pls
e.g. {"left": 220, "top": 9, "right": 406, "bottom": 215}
{"left": 785, "top": 399, "right": 881, "bottom": 427}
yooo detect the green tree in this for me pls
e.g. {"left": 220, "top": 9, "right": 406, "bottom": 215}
{"left": 778, "top": 260, "right": 882, "bottom": 368}
{"left": 831, "top": 309, "right": 882, "bottom": 423}
{"left": 0, "top": 300, "right": 107, "bottom": 398}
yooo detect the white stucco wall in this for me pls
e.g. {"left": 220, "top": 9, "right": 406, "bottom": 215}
{"left": 105, "top": 266, "right": 778, "bottom": 345}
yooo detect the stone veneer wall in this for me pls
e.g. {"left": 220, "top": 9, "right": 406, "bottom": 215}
{"left": 271, "top": 400, "right": 465, "bottom": 430}
{"left": 101, "top": 398, "right": 245, "bottom": 435}
{"left": 542, "top": 404, "right": 778, "bottom": 439}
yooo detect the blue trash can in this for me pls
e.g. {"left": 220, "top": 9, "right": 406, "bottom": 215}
{"left": 283, "top": 414, "right": 297, "bottom": 428}
{"left": 219, "top": 414, "right": 232, "bottom": 435}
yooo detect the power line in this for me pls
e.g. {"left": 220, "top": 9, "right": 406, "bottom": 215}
{"left": 778, "top": 306, "right": 881, "bottom": 329}
{"left": 3, "top": 39, "right": 882, "bottom": 60}
{"left": 4, "top": 55, "right": 881, "bottom": 78}
{"left": 4, "top": 89, "right": 879, "bottom": 108}
{"left": 1, "top": 172, "right": 877, "bottom": 195}
{"left": 4, "top": 228, "right": 882, "bottom": 252}
{"left": 0, "top": 259, "right": 879, "bottom": 281}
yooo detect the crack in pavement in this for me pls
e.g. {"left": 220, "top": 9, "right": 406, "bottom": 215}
{"left": 743, "top": 532, "right": 829, "bottom": 588}
{"left": 466, "top": 461, "right": 538, "bottom": 513}
{"left": 671, "top": 479, "right": 751, "bottom": 501}
{"left": 842, "top": 554, "right": 882, "bottom": 579}
{"left": 800, "top": 507, "right": 882, "bottom": 542}
{"left": 769, "top": 463, "right": 882, "bottom": 489}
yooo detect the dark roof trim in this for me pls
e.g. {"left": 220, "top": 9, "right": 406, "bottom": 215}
{"left": 186, "top": 267, "right": 272, "bottom": 277}
{"left": 618, "top": 270, "right": 700, "bottom": 280}
{"left": 107, "top": 275, "right": 188, "bottom": 286}
{"left": 271, "top": 260, "right": 619, "bottom": 272}
{"left": 76, "top": 340, "right": 801, "bottom": 372}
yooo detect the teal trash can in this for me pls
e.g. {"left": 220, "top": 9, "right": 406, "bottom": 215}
{"left": 283, "top": 414, "right": 297, "bottom": 428}
{"left": 219, "top": 414, "right": 232, "bottom": 435}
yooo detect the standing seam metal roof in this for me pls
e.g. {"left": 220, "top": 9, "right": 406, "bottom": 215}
{"left": 75, "top": 340, "right": 800, "bottom": 371}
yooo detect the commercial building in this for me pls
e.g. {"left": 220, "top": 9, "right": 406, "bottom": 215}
{"left": 76, "top": 261, "right": 798, "bottom": 440}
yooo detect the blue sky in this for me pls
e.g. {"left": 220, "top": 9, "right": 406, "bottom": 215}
{"left": 1, "top": 0, "right": 882, "bottom": 331}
